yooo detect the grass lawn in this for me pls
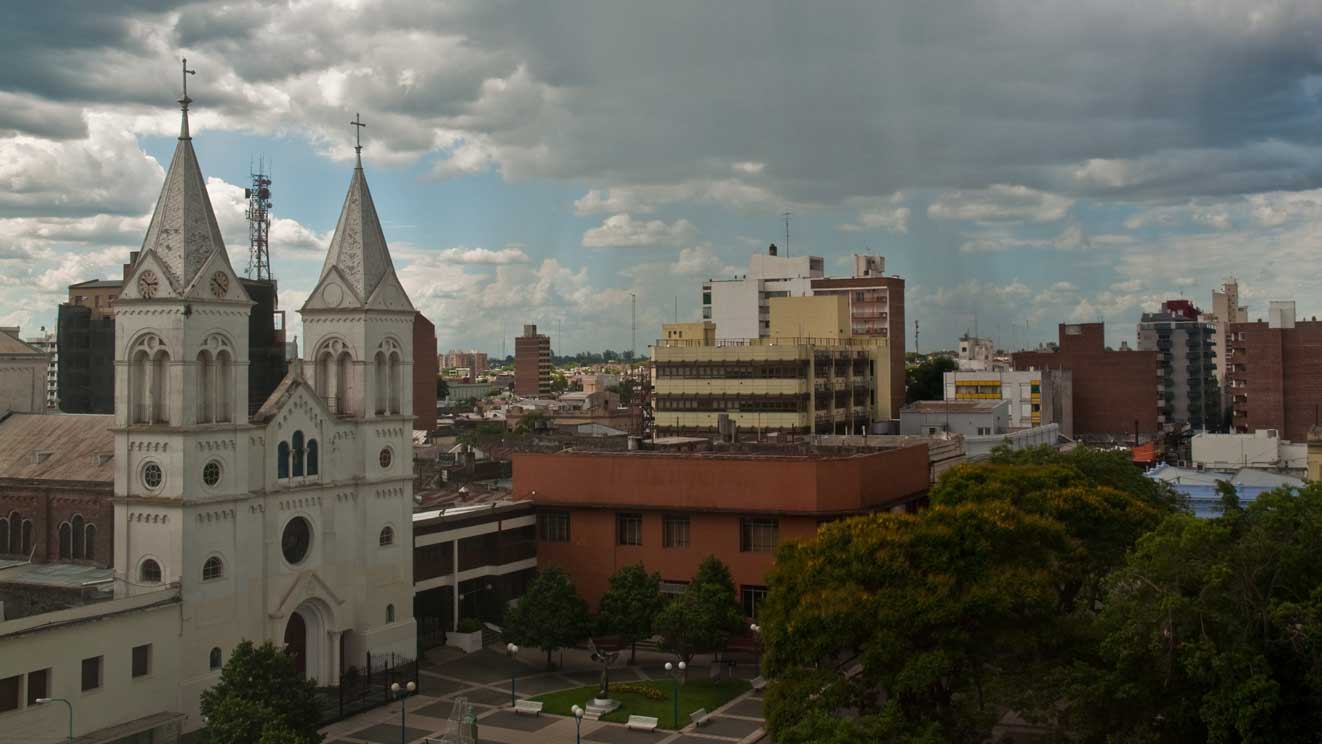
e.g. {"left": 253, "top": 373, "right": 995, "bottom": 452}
{"left": 530, "top": 677, "right": 750, "bottom": 729}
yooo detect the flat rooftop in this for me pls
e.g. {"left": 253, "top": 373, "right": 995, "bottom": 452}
{"left": 903, "top": 399, "right": 1006, "bottom": 414}
{"left": 0, "top": 560, "right": 113, "bottom": 589}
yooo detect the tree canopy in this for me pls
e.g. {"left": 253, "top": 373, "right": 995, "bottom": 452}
{"left": 656, "top": 555, "right": 743, "bottom": 664}
{"left": 199, "top": 640, "right": 323, "bottom": 744}
{"left": 503, "top": 566, "right": 591, "bottom": 670}
{"left": 904, "top": 355, "right": 958, "bottom": 403}
{"left": 598, "top": 563, "right": 663, "bottom": 663}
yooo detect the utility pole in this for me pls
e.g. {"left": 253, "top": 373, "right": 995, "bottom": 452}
{"left": 631, "top": 293, "right": 636, "bottom": 361}
{"left": 783, "top": 211, "right": 792, "bottom": 258}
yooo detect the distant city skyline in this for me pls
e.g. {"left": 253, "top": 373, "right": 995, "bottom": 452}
{"left": 6, "top": 2, "right": 1322, "bottom": 354}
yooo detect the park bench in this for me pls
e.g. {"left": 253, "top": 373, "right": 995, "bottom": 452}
{"left": 626, "top": 715, "right": 659, "bottom": 732}
{"left": 690, "top": 708, "right": 711, "bottom": 727}
{"left": 513, "top": 700, "right": 543, "bottom": 716}
{"left": 751, "top": 675, "right": 768, "bottom": 691}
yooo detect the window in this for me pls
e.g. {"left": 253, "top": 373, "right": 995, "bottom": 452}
{"left": 0, "top": 675, "right": 18, "bottom": 713}
{"left": 281, "top": 517, "right": 312, "bottom": 565}
{"left": 131, "top": 644, "right": 151, "bottom": 678}
{"left": 81, "top": 656, "right": 102, "bottom": 692}
{"left": 742, "top": 586, "right": 770, "bottom": 619}
{"left": 976, "top": 427, "right": 991, "bottom": 436}
{"left": 378, "top": 447, "right": 393, "bottom": 469}
{"left": 209, "top": 647, "right": 222, "bottom": 671}
{"left": 660, "top": 580, "right": 689, "bottom": 597}
{"left": 306, "top": 440, "right": 319, "bottom": 476}
{"left": 277, "top": 441, "right": 290, "bottom": 479}
{"left": 0, "top": 515, "right": 7, "bottom": 554}
{"left": 142, "top": 462, "right": 163, "bottom": 489}
{"left": 292, "top": 431, "right": 305, "bottom": 477}
{"left": 662, "top": 514, "right": 690, "bottom": 548}
{"left": 85, "top": 524, "right": 96, "bottom": 562}
{"left": 203, "top": 461, "right": 221, "bottom": 487}
{"left": 616, "top": 513, "right": 643, "bottom": 546}
{"left": 71, "top": 515, "right": 84, "bottom": 559}
{"left": 140, "top": 559, "right": 162, "bottom": 583}
{"left": 537, "top": 511, "right": 569, "bottom": 543}
{"left": 386, "top": 604, "right": 396, "bottom": 623}
{"left": 58, "top": 521, "right": 71, "bottom": 560}
{"left": 740, "top": 517, "right": 779, "bottom": 552}
{"left": 202, "top": 556, "right": 223, "bottom": 581}
{"left": 26, "top": 669, "right": 48, "bottom": 706}
{"left": 379, "top": 526, "right": 395, "bottom": 546}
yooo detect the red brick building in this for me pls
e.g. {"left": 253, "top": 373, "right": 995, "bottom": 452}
{"left": 1012, "top": 322, "right": 1159, "bottom": 442}
{"left": 0, "top": 414, "right": 113, "bottom": 566}
{"left": 1228, "top": 309, "right": 1322, "bottom": 440}
{"left": 413, "top": 313, "right": 438, "bottom": 431}
{"left": 514, "top": 444, "right": 930, "bottom": 614}
{"left": 515, "top": 324, "right": 551, "bottom": 397}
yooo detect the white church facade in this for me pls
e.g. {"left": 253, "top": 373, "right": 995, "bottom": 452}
{"left": 0, "top": 91, "right": 416, "bottom": 741}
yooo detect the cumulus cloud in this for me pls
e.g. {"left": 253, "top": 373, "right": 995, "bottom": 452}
{"left": 671, "top": 244, "right": 722, "bottom": 276}
{"left": 436, "top": 246, "right": 532, "bottom": 264}
{"left": 929, "top": 185, "right": 1073, "bottom": 224}
{"left": 840, "top": 195, "right": 911, "bottom": 233}
{"left": 581, "top": 214, "right": 696, "bottom": 248}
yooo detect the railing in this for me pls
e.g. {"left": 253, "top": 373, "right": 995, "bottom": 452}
{"left": 317, "top": 652, "right": 419, "bottom": 726}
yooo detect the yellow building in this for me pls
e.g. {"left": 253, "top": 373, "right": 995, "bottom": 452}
{"left": 653, "top": 300, "right": 889, "bottom": 435}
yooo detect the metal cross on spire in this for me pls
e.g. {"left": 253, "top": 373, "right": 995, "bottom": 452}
{"left": 350, "top": 113, "right": 366, "bottom": 166}
{"left": 178, "top": 57, "right": 197, "bottom": 139}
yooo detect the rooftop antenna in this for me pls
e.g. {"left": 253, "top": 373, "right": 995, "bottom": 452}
{"left": 783, "top": 211, "right": 792, "bottom": 258}
{"left": 244, "top": 155, "right": 272, "bottom": 281}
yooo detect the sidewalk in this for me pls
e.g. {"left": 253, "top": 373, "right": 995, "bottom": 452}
{"left": 319, "top": 644, "right": 770, "bottom": 744}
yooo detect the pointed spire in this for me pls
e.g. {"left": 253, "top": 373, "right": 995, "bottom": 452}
{"left": 350, "top": 113, "right": 366, "bottom": 169}
{"left": 316, "top": 153, "right": 398, "bottom": 305}
{"left": 134, "top": 61, "right": 229, "bottom": 293}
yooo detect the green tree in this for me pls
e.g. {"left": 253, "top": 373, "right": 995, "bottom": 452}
{"left": 503, "top": 566, "right": 591, "bottom": 670}
{"left": 607, "top": 379, "right": 637, "bottom": 405}
{"left": 457, "top": 421, "right": 505, "bottom": 449}
{"left": 598, "top": 563, "right": 663, "bottom": 664}
{"left": 200, "top": 641, "right": 323, "bottom": 744}
{"left": 1066, "top": 485, "right": 1322, "bottom": 743}
{"left": 435, "top": 377, "right": 449, "bottom": 401}
{"left": 655, "top": 556, "right": 743, "bottom": 664}
{"left": 904, "top": 355, "right": 957, "bottom": 403}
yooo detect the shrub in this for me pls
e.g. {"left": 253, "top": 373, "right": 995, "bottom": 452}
{"left": 457, "top": 617, "right": 483, "bottom": 633}
{"left": 610, "top": 682, "right": 667, "bottom": 701}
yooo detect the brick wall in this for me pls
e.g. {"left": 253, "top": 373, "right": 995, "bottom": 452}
{"left": 0, "top": 481, "right": 113, "bottom": 566}
{"left": 1231, "top": 320, "right": 1322, "bottom": 440}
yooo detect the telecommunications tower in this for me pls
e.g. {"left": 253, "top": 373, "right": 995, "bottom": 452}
{"left": 244, "top": 159, "right": 272, "bottom": 281}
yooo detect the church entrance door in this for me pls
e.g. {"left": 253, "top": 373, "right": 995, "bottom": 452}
{"left": 284, "top": 611, "right": 307, "bottom": 677}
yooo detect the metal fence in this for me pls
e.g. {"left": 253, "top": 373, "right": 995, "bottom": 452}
{"left": 315, "top": 651, "right": 419, "bottom": 726}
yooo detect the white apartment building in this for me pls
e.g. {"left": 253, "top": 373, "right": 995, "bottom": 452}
{"left": 702, "top": 246, "right": 825, "bottom": 338}
{"left": 943, "top": 369, "right": 1073, "bottom": 436}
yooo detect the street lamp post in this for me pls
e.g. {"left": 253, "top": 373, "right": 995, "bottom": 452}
{"left": 664, "top": 661, "right": 686, "bottom": 728}
{"left": 506, "top": 642, "right": 520, "bottom": 706}
{"left": 389, "top": 681, "right": 416, "bottom": 744}
{"left": 35, "top": 698, "right": 72, "bottom": 744}
{"left": 571, "top": 704, "right": 585, "bottom": 744}
{"left": 750, "top": 623, "right": 762, "bottom": 675}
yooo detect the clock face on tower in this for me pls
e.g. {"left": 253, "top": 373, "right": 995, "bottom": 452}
{"left": 209, "top": 271, "right": 230, "bottom": 298}
{"left": 137, "top": 270, "right": 160, "bottom": 299}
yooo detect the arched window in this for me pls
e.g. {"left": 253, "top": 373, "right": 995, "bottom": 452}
{"left": 20, "top": 520, "right": 31, "bottom": 555}
{"left": 152, "top": 350, "right": 170, "bottom": 424}
{"left": 8, "top": 511, "right": 20, "bottom": 554}
{"left": 140, "top": 559, "right": 162, "bottom": 584}
{"left": 71, "top": 514, "right": 85, "bottom": 560}
{"left": 0, "top": 515, "right": 8, "bottom": 554}
{"left": 374, "top": 351, "right": 388, "bottom": 415}
{"left": 379, "top": 526, "right": 394, "bottom": 546}
{"left": 196, "top": 350, "right": 212, "bottom": 423}
{"left": 337, "top": 352, "right": 353, "bottom": 415}
{"left": 291, "top": 431, "right": 305, "bottom": 477}
{"left": 216, "top": 350, "right": 232, "bottom": 423}
{"left": 203, "top": 556, "right": 223, "bottom": 581}
{"left": 386, "top": 604, "right": 395, "bottom": 624}
{"left": 316, "top": 352, "right": 332, "bottom": 404}
{"left": 209, "top": 647, "right": 222, "bottom": 670}
{"left": 132, "top": 350, "right": 150, "bottom": 423}
{"left": 389, "top": 352, "right": 402, "bottom": 414}
{"left": 58, "top": 522, "right": 72, "bottom": 560}
{"left": 85, "top": 524, "right": 96, "bottom": 562}
{"left": 277, "top": 442, "right": 290, "bottom": 479}
{"left": 306, "top": 440, "right": 319, "bottom": 476}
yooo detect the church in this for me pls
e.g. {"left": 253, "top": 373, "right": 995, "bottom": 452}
{"left": 0, "top": 86, "right": 417, "bottom": 741}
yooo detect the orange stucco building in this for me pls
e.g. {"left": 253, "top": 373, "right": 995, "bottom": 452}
{"left": 513, "top": 444, "right": 930, "bottom": 615}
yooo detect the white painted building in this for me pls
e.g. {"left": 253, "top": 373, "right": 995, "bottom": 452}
{"left": 0, "top": 97, "right": 416, "bottom": 741}
{"left": 0, "top": 329, "right": 50, "bottom": 414}
{"left": 702, "top": 247, "right": 824, "bottom": 339}
{"left": 943, "top": 369, "right": 1073, "bottom": 436}
{"left": 22, "top": 330, "right": 58, "bottom": 409}
{"left": 1191, "top": 430, "right": 1307, "bottom": 473}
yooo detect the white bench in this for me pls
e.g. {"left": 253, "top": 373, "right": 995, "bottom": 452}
{"left": 625, "top": 715, "right": 659, "bottom": 732}
{"left": 690, "top": 708, "right": 711, "bottom": 727}
{"left": 751, "top": 675, "right": 768, "bottom": 692}
{"left": 513, "top": 700, "right": 543, "bottom": 716}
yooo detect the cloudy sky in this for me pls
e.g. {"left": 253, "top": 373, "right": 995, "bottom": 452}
{"left": 5, "top": 1, "right": 1322, "bottom": 355}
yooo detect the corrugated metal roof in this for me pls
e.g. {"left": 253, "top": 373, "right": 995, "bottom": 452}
{"left": 0, "top": 413, "right": 114, "bottom": 482}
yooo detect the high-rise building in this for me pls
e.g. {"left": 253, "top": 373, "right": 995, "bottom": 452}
{"left": 1228, "top": 300, "right": 1322, "bottom": 440}
{"left": 1012, "top": 323, "right": 1159, "bottom": 443}
{"left": 702, "top": 247, "right": 905, "bottom": 415}
{"left": 942, "top": 369, "right": 1073, "bottom": 436}
{"left": 21, "top": 328, "right": 58, "bottom": 409}
{"left": 653, "top": 296, "right": 892, "bottom": 435}
{"left": 1208, "top": 279, "right": 1248, "bottom": 418}
{"left": 515, "top": 324, "right": 551, "bottom": 396}
{"left": 442, "top": 349, "right": 488, "bottom": 378}
{"left": 1137, "top": 299, "right": 1219, "bottom": 431}
{"left": 414, "top": 313, "right": 438, "bottom": 431}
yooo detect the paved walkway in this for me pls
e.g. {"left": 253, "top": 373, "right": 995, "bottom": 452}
{"left": 320, "top": 645, "right": 770, "bottom": 744}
